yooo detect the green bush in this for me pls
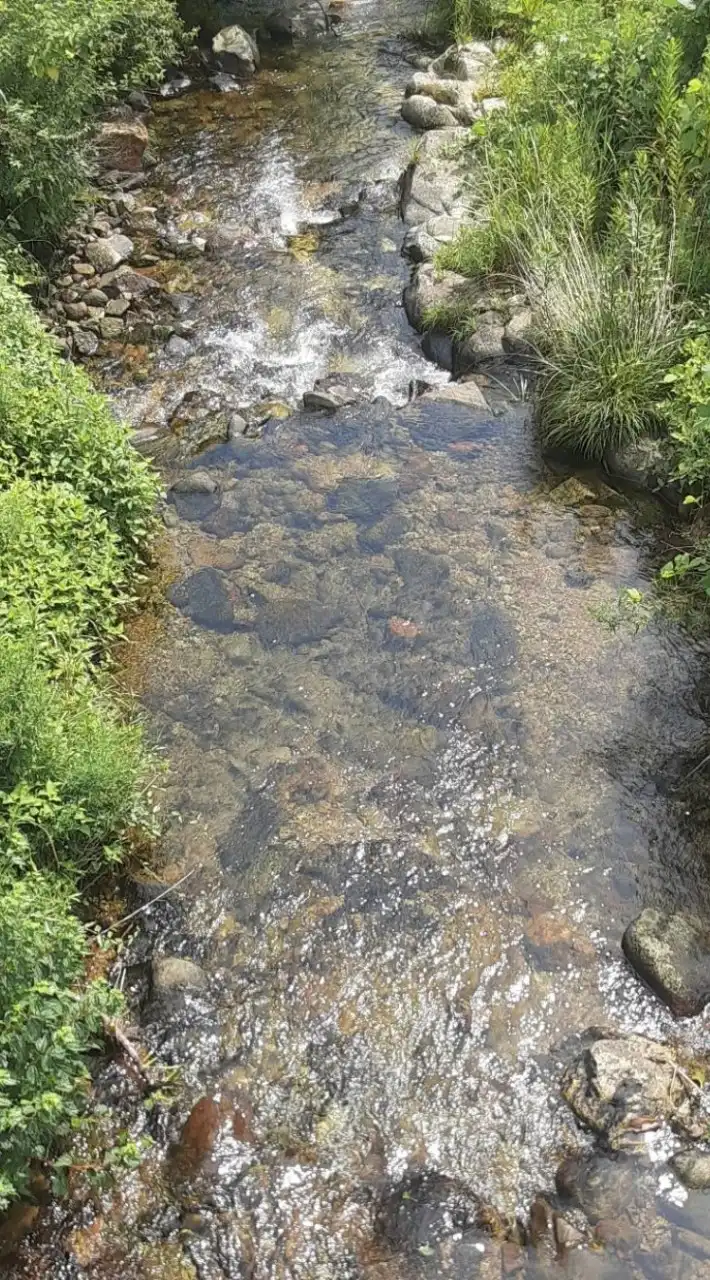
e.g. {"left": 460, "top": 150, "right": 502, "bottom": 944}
{"left": 0, "top": 629, "right": 151, "bottom": 879}
{"left": 0, "top": 0, "right": 184, "bottom": 242}
{"left": 0, "top": 264, "right": 159, "bottom": 555}
{"left": 0, "top": 871, "right": 120, "bottom": 1207}
{"left": 0, "top": 479, "right": 130, "bottom": 674}
{"left": 665, "top": 336, "right": 710, "bottom": 500}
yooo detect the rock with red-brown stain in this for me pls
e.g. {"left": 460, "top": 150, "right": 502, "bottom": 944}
{"left": 95, "top": 120, "right": 149, "bottom": 173}
{"left": 171, "top": 1097, "right": 222, "bottom": 1174}
{"left": 387, "top": 616, "right": 421, "bottom": 640}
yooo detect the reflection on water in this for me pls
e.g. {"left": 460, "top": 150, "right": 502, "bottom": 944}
{"left": 16, "top": 0, "right": 710, "bottom": 1275}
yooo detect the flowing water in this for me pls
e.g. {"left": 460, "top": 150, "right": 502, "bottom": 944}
{"left": 14, "top": 2, "right": 710, "bottom": 1276}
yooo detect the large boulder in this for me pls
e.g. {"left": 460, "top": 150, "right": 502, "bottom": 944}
{"left": 431, "top": 41, "right": 495, "bottom": 84}
{"left": 400, "top": 129, "right": 468, "bottom": 227}
{"left": 405, "top": 72, "right": 479, "bottom": 125}
{"left": 402, "top": 95, "right": 458, "bottom": 131}
{"left": 94, "top": 120, "right": 148, "bottom": 173}
{"left": 212, "top": 23, "right": 260, "bottom": 76}
{"left": 561, "top": 1033, "right": 692, "bottom": 1147}
{"left": 84, "top": 234, "right": 134, "bottom": 273}
{"left": 403, "top": 263, "right": 476, "bottom": 332}
{"left": 622, "top": 908, "right": 710, "bottom": 1017}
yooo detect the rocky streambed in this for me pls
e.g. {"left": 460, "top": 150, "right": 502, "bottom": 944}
{"left": 13, "top": 1, "right": 710, "bottom": 1276}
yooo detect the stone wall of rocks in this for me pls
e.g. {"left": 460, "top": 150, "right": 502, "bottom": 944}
{"left": 398, "top": 39, "right": 534, "bottom": 381}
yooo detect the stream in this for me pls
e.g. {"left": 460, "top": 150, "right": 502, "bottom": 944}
{"left": 14, "top": 1, "right": 710, "bottom": 1275}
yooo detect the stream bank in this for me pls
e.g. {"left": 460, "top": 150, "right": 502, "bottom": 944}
{"left": 14, "top": 2, "right": 710, "bottom": 1276}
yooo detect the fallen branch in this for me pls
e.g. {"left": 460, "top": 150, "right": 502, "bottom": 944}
{"left": 102, "top": 1016, "right": 152, "bottom": 1086}
{"left": 98, "top": 864, "right": 199, "bottom": 937}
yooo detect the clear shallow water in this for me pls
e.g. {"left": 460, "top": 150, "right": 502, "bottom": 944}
{"left": 14, "top": 2, "right": 710, "bottom": 1276}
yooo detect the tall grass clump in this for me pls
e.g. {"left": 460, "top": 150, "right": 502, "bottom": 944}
{"left": 439, "top": 113, "right": 600, "bottom": 279}
{"left": 436, "top": 0, "right": 710, "bottom": 470}
{"left": 530, "top": 226, "right": 680, "bottom": 457}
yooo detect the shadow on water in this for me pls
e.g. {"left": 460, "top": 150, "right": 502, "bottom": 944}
{"left": 13, "top": 1, "right": 710, "bottom": 1276}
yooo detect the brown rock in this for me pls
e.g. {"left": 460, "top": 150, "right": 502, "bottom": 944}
{"left": 64, "top": 301, "right": 88, "bottom": 320}
{"left": 73, "top": 262, "right": 96, "bottom": 278}
{"left": 171, "top": 1097, "right": 221, "bottom": 1173}
{"left": 387, "top": 616, "right": 421, "bottom": 639}
{"left": 94, "top": 119, "right": 149, "bottom": 173}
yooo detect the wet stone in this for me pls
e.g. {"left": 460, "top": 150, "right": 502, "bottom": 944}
{"left": 218, "top": 791, "right": 280, "bottom": 874}
{"left": 469, "top": 602, "right": 517, "bottom": 669}
{"left": 555, "top": 1152, "right": 652, "bottom": 1226}
{"left": 670, "top": 1151, "right": 710, "bottom": 1190}
{"left": 327, "top": 477, "right": 399, "bottom": 525}
{"left": 622, "top": 908, "right": 710, "bottom": 1016}
{"left": 374, "top": 1172, "right": 498, "bottom": 1276}
{"left": 256, "top": 597, "right": 343, "bottom": 647}
{"left": 170, "top": 568, "right": 235, "bottom": 631}
{"left": 152, "top": 955, "right": 208, "bottom": 997}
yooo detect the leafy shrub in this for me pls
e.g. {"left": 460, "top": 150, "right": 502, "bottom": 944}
{"left": 665, "top": 336, "right": 710, "bottom": 500}
{"left": 0, "top": 264, "right": 159, "bottom": 555}
{"left": 0, "top": 479, "right": 130, "bottom": 674}
{"left": 0, "top": 0, "right": 184, "bottom": 242}
{"left": 0, "top": 630, "right": 151, "bottom": 879}
{"left": 0, "top": 871, "right": 121, "bottom": 1207}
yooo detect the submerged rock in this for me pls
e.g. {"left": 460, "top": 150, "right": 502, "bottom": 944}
{"left": 622, "top": 908, "right": 710, "bottom": 1016}
{"left": 375, "top": 1172, "right": 500, "bottom": 1276}
{"left": 152, "top": 955, "right": 208, "bottom": 997}
{"left": 170, "top": 470, "right": 217, "bottom": 495}
{"left": 170, "top": 568, "right": 235, "bottom": 631}
{"left": 212, "top": 24, "right": 260, "bottom": 76}
{"left": 256, "top": 598, "right": 343, "bottom": 647}
{"left": 556, "top": 1152, "right": 643, "bottom": 1225}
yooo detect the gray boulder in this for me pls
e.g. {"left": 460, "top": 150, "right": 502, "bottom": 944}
{"left": 170, "top": 470, "right": 218, "bottom": 495}
{"left": 419, "top": 381, "right": 488, "bottom": 410}
{"left": 401, "top": 95, "right": 458, "bottom": 131}
{"left": 670, "top": 1151, "right": 710, "bottom": 1190}
{"left": 73, "top": 328, "right": 99, "bottom": 357}
{"left": 404, "top": 73, "right": 479, "bottom": 125}
{"left": 431, "top": 41, "right": 495, "bottom": 84}
{"left": 622, "top": 908, "right": 710, "bottom": 1016}
{"left": 85, "top": 233, "right": 134, "bottom": 273}
{"left": 212, "top": 24, "right": 260, "bottom": 76}
{"left": 403, "top": 263, "right": 475, "bottom": 332}
{"left": 456, "top": 322, "right": 506, "bottom": 369}
{"left": 152, "top": 955, "right": 208, "bottom": 997}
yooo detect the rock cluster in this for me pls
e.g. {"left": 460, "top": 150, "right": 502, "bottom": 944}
{"left": 399, "top": 43, "right": 533, "bottom": 376}
{"left": 42, "top": 105, "right": 204, "bottom": 362}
